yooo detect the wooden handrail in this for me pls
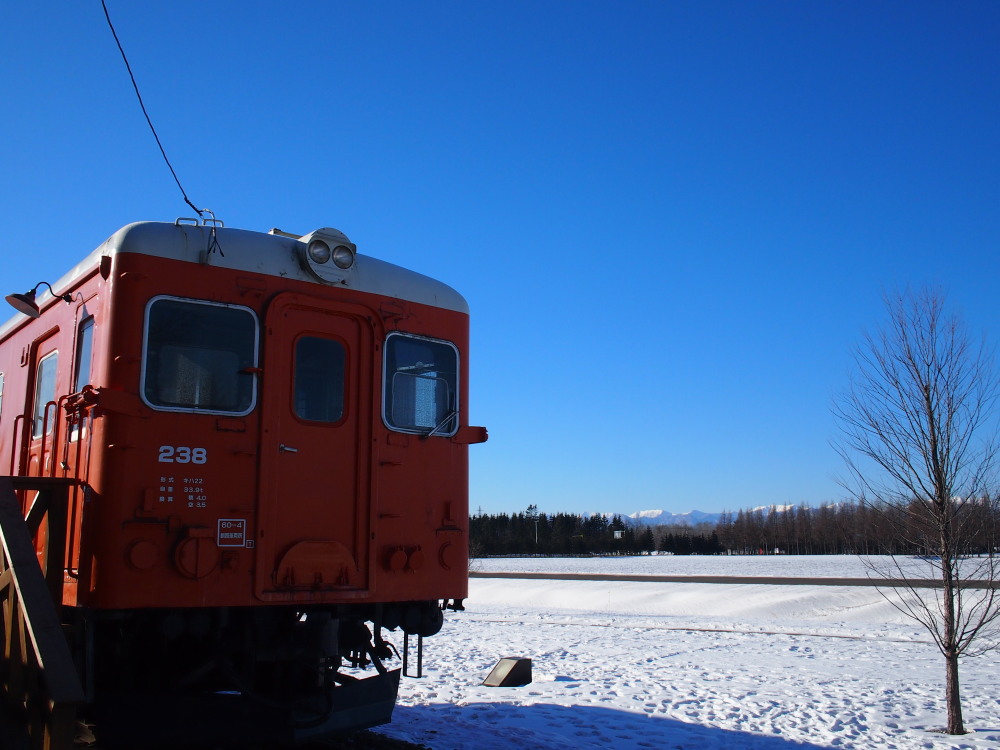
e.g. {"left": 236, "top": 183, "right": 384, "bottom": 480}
{"left": 0, "top": 476, "right": 84, "bottom": 750}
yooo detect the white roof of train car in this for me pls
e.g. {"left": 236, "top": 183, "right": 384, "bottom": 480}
{"left": 1, "top": 221, "right": 469, "bottom": 337}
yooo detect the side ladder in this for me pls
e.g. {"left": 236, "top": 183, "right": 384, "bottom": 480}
{"left": 0, "top": 476, "right": 84, "bottom": 750}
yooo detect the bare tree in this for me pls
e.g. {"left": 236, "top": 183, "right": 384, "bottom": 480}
{"left": 834, "top": 289, "right": 1000, "bottom": 735}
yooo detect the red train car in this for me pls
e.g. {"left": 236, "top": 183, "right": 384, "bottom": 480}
{"left": 0, "top": 219, "right": 486, "bottom": 745}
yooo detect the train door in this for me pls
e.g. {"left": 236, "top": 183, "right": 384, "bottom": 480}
{"left": 256, "top": 294, "right": 374, "bottom": 598}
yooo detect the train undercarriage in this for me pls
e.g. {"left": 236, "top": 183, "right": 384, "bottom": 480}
{"left": 70, "top": 600, "right": 449, "bottom": 747}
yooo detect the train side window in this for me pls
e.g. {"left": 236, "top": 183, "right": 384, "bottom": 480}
{"left": 294, "top": 336, "right": 346, "bottom": 423}
{"left": 74, "top": 317, "right": 95, "bottom": 393}
{"left": 32, "top": 351, "right": 58, "bottom": 438}
{"left": 141, "top": 297, "right": 258, "bottom": 415}
{"left": 70, "top": 317, "right": 96, "bottom": 441}
{"left": 382, "top": 333, "right": 459, "bottom": 436}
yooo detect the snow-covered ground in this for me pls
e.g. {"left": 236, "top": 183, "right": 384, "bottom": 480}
{"left": 374, "top": 556, "right": 1000, "bottom": 749}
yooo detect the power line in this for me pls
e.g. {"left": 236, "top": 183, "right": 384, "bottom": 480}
{"left": 100, "top": 0, "right": 204, "bottom": 219}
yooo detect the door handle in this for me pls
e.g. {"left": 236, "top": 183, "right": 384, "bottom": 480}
{"left": 279, "top": 443, "right": 299, "bottom": 453}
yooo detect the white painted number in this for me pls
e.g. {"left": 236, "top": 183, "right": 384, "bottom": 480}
{"left": 158, "top": 446, "right": 208, "bottom": 464}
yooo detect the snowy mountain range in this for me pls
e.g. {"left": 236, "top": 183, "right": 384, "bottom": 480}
{"left": 622, "top": 505, "right": 804, "bottom": 528}
{"left": 625, "top": 509, "right": 723, "bottom": 527}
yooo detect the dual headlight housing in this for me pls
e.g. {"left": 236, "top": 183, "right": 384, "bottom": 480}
{"left": 298, "top": 228, "right": 357, "bottom": 282}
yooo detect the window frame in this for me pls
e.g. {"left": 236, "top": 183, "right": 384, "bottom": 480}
{"left": 73, "top": 315, "right": 95, "bottom": 394}
{"left": 381, "top": 331, "right": 460, "bottom": 437}
{"left": 32, "top": 350, "right": 59, "bottom": 439}
{"left": 140, "top": 295, "right": 260, "bottom": 416}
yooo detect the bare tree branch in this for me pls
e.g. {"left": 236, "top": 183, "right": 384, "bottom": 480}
{"left": 833, "top": 288, "right": 1000, "bottom": 735}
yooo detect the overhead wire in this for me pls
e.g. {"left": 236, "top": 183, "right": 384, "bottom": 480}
{"left": 100, "top": 0, "right": 217, "bottom": 240}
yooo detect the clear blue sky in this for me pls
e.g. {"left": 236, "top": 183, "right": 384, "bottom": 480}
{"left": 3, "top": 2, "right": 998, "bottom": 517}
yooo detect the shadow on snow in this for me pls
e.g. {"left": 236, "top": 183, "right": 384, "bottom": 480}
{"left": 380, "top": 701, "right": 832, "bottom": 750}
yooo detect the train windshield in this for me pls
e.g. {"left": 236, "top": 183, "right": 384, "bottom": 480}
{"left": 141, "top": 297, "right": 258, "bottom": 415}
{"left": 383, "top": 333, "right": 459, "bottom": 436}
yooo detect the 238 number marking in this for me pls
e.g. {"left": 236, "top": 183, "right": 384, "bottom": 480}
{"left": 158, "top": 446, "right": 208, "bottom": 464}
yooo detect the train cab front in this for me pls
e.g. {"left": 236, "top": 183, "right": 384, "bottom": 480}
{"left": 0, "top": 221, "right": 487, "bottom": 746}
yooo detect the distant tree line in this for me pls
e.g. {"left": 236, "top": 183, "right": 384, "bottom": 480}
{"left": 470, "top": 504, "right": 723, "bottom": 557}
{"left": 714, "top": 499, "right": 999, "bottom": 556}
{"left": 470, "top": 500, "right": 999, "bottom": 557}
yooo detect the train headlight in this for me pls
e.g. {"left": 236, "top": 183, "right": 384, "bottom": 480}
{"left": 332, "top": 244, "right": 355, "bottom": 269}
{"left": 307, "top": 239, "right": 332, "bottom": 264}
{"left": 297, "top": 228, "right": 358, "bottom": 284}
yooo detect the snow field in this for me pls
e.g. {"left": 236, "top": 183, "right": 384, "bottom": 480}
{"left": 375, "top": 556, "right": 1000, "bottom": 749}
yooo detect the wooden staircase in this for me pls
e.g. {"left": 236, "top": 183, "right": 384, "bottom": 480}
{"left": 0, "top": 476, "right": 84, "bottom": 750}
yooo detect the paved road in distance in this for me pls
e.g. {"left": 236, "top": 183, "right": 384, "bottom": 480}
{"left": 470, "top": 571, "right": 999, "bottom": 589}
